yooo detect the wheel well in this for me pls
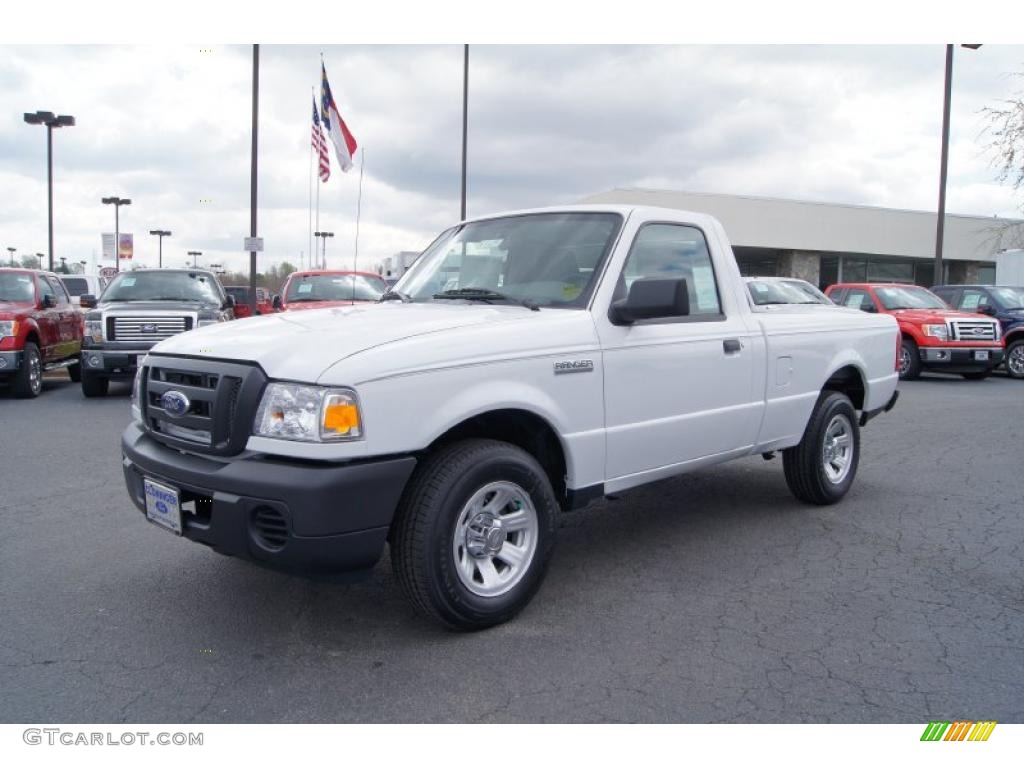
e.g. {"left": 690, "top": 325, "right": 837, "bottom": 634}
{"left": 426, "top": 409, "right": 568, "bottom": 507}
{"left": 24, "top": 331, "right": 40, "bottom": 349}
{"left": 824, "top": 365, "right": 865, "bottom": 411}
{"left": 1005, "top": 331, "right": 1024, "bottom": 346}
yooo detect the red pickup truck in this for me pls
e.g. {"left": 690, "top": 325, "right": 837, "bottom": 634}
{"left": 0, "top": 268, "right": 83, "bottom": 397}
{"left": 825, "top": 283, "right": 1003, "bottom": 380}
{"left": 274, "top": 270, "right": 387, "bottom": 312}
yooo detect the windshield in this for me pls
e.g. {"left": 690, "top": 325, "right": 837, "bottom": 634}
{"left": 396, "top": 212, "right": 623, "bottom": 308}
{"left": 875, "top": 286, "right": 947, "bottom": 310}
{"left": 103, "top": 271, "right": 224, "bottom": 304}
{"left": 285, "top": 274, "right": 386, "bottom": 303}
{"left": 747, "top": 279, "right": 831, "bottom": 306}
{"left": 0, "top": 272, "right": 35, "bottom": 303}
{"left": 224, "top": 286, "right": 249, "bottom": 302}
{"left": 991, "top": 286, "right": 1024, "bottom": 309}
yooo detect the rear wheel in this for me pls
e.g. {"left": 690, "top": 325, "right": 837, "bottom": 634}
{"left": 1006, "top": 340, "right": 1024, "bottom": 380}
{"left": 784, "top": 391, "right": 860, "bottom": 505}
{"left": 12, "top": 342, "right": 42, "bottom": 398}
{"left": 391, "top": 439, "right": 558, "bottom": 630}
{"left": 81, "top": 371, "right": 109, "bottom": 398}
{"left": 68, "top": 361, "right": 82, "bottom": 382}
{"left": 898, "top": 338, "right": 921, "bottom": 381}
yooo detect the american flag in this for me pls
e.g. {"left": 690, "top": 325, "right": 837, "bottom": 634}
{"left": 311, "top": 96, "right": 330, "bottom": 182}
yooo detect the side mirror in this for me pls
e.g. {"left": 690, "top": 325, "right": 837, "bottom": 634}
{"left": 610, "top": 278, "right": 690, "bottom": 325}
{"left": 861, "top": 304, "right": 878, "bottom": 313}
{"left": 272, "top": 295, "right": 282, "bottom": 310}
{"left": 223, "top": 295, "right": 236, "bottom": 309}
{"left": 41, "top": 294, "right": 56, "bottom": 309}
{"left": 80, "top": 294, "right": 97, "bottom": 309}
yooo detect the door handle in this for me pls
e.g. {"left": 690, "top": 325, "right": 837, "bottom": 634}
{"left": 723, "top": 339, "right": 741, "bottom": 354}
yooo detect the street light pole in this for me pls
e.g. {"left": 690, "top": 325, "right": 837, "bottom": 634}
{"left": 187, "top": 251, "right": 202, "bottom": 269}
{"left": 461, "top": 44, "right": 469, "bottom": 221}
{"left": 314, "top": 231, "right": 333, "bottom": 269}
{"left": 149, "top": 230, "right": 172, "bottom": 268}
{"left": 934, "top": 44, "right": 981, "bottom": 286}
{"left": 101, "top": 197, "right": 131, "bottom": 272}
{"left": 5, "top": 247, "right": 14, "bottom": 267}
{"left": 24, "top": 111, "right": 75, "bottom": 272}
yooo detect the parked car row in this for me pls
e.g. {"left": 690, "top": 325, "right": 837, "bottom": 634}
{"left": 1, "top": 266, "right": 390, "bottom": 399}
{"left": 741, "top": 277, "right": 1021, "bottom": 381}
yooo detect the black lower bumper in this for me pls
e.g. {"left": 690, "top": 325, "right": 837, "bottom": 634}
{"left": 0, "top": 350, "right": 23, "bottom": 375}
{"left": 121, "top": 422, "right": 417, "bottom": 576}
{"left": 919, "top": 347, "right": 1004, "bottom": 373}
{"left": 82, "top": 345, "right": 155, "bottom": 379}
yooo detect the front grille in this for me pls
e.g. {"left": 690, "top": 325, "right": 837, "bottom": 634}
{"left": 251, "top": 506, "right": 288, "bottom": 550}
{"left": 950, "top": 320, "right": 997, "bottom": 342}
{"left": 141, "top": 355, "right": 267, "bottom": 456}
{"left": 110, "top": 315, "right": 193, "bottom": 342}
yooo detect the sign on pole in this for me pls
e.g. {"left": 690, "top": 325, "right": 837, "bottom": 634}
{"left": 118, "top": 233, "right": 134, "bottom": 261}
{"left": 101, "top": 233, "right": 115, "bottom": 262}
{"left": 244, "top": 236, "right": 264, "bottom": 252}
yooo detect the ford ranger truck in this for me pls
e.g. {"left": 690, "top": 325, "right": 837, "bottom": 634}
{"left": 826, "top": 283, "right": 1003, "bottom": 381}
{"left": 121, "top": 206, "right": 900, "bottom": 629}
{"left": 80, "top": 269, "right": 234, "bottom": 397}
{"left": 0, "top": 268, "right": 83, "bottom": 397}
{"left": 931, "top": 284, "right": 1024, "bottom": 379}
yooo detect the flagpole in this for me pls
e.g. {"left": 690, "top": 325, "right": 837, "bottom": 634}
{"left": 309, "top": 86, "right": 315, "bottom": 272}
{"left": 354, "top": 148, "right": 364, "bottom": 276}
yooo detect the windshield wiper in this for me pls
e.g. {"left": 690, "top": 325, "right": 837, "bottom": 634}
{"left": 287, "top": 297, "right": 326, "bottom": 303}
{"left": 433, "top": 287, "right": 539, "bottom": 311}
{"left": 380, "top": 289, "right": 411, "bottom": 303}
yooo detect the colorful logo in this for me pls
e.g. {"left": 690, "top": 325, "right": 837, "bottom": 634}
{"left": 920, "top": 721, "right": 997, "bottom": 742}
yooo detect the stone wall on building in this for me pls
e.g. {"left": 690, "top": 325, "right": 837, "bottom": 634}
{"left": 777, "top": 250, "right": 821, "bottom": 285}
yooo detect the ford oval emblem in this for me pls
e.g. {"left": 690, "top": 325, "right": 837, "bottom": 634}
{"left": 140, "top": 323, "right": 159, "bottom": 334}
{"left": 160, "top": 390, "right": 190, "bottom": 418}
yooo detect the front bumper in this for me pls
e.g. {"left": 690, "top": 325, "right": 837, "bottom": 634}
{"left": 82, "top": 344, "right": 155, "bottom": 379}
{"left": 918, "top": 346, "right": 1004, "bottom": 372}
{"left": 121, "top": 421, "right": 417, "bottom": 576}
{"left": 0, "top": 350, "right": 24, "bottom": 374}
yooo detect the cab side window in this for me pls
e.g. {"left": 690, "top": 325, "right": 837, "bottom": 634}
{"left": 842, "top": 289, "right": 874, "bottom": 312}
{"left": 46, "top": 276, "right": 70, "bottom": 305}
{"left": 616, "top": 224, "right": 722, "bottom": 318}
{"left": 958, "top": 289, "right": 990, "bottom": 312}
{"left": 36, "top": 276, "right": 56, "bottom": 306}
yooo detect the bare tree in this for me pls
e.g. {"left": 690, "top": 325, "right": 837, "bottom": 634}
{"left": 982, "top": 70, "right": 1024, "bottom": 248}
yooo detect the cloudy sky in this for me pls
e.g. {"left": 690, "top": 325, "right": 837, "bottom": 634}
{"left": 1, "top": 44, "right": 1023, "bottom": 273}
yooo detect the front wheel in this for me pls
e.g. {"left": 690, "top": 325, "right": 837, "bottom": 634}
{"left": 68, "top": 361, "right": 82, "bottom": 382}
{"left": 1006, "top": 340, "right": 1024, "bottom": 380}
{"left": 391, "top": 439, "right": 558, "bottom": 630}
{"left": 783, "top": 391, "right": 860, "bottom": 505}
{"left": 81, "top": 371, "right": 109, "bottom": 398}
{"left": 898, "top": 339, "right": 921, "bottom": 381}
{"left": 12, "top": 342, "right": 42, "bottom": 398}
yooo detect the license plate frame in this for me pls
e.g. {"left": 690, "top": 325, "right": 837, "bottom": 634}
{"left": 974, "top": 350, "right": 990, "bottom": 361}
{"left": 143, "top": 478, "right": 182, "bottom": 535}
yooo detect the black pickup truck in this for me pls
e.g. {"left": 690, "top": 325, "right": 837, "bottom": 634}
{"left": 79, "top": 269, "right": 234, "bottom": 397}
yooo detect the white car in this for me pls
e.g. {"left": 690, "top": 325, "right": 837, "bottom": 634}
{"left": 745, "top": 276, "right": 833, "bottom": 308}
{"left": 59, "top": 274, "right": 107, "bottom": 310}
{"left": 121, "top": 205, "right": 900, "bottom": 629}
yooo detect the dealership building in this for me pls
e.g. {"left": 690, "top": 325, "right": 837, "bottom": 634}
{"left": 582, "top": 188, "right": 1024, "bottom": 288}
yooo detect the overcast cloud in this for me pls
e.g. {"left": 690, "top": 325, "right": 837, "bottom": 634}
{"left": 1, "top": 44, "right": 1023, "bottom": 273}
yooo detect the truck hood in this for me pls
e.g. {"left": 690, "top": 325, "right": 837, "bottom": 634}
{"left": 150, "top": 302, "right": 558, "bottom": 380}
{"left": 0, "top": 301, "right": 34, "bottom": 320}
{"left": 281, "top": 299, "right": 377, "bottom": 312}
{"left": 97, "top": 300, "right": 221, "bottom": 313}
{"left": 889, "top": 308, "right": 994, "bottom": 323}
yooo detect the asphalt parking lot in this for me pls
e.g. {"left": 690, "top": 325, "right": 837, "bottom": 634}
{"left": 1, "top": 372, "right": 1022, "bottom": 723}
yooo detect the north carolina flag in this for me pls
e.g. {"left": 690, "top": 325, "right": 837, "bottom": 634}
{"left": 320, "top": 63, "right": 358, "bottom": 173}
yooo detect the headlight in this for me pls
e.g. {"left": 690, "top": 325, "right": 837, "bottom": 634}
{"left": 923, "top": 324, "right": 949, "bottom": 341}
{"left": 0, "top": 320, "right": 17, "bottom": 339}
{"left": 198, "top": 312, "right": 231, "bottom": 328}
{"left": 253, "top": 383, "right": 363, "bottom": 442}
{"left": 84, "top": 318, "right": 104, "bottom": 343}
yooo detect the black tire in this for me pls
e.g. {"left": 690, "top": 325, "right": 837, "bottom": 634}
{"left": 391, "top": 438, "right": 559, "bottom": 630}
{"left": 898, "top": 338, "right": 921, "bottom": 381}
{"left": 68, "top": 361, "right": 82, "bottom": 382}
{"left": 1005, "top": 339, "right": 1024, "bottom": 380}
{"left": 81, "top": 371, "right": 109, "bottom": 398}
{"left": 783, "top": 391, "right": 860, "bottom": 505}
{"left": 12, "top": 342, "right": 42, "bottom": 398}
{"left": 961, "top": 371, "right": 989, "bottom": 381}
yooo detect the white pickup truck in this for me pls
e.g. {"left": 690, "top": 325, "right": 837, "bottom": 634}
{"left": 121, "top": 205, "right": 900, "bottom": 629}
